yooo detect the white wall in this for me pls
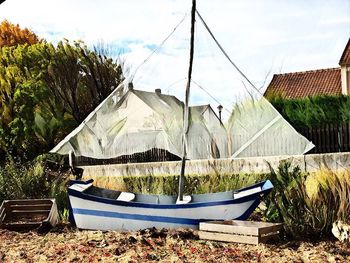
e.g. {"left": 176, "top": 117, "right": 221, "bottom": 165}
{"left": 341, "top": 66, "right": 350, "bottom": 95}
{"left": 79, "top": 152, "right": 350, "bottom": 179}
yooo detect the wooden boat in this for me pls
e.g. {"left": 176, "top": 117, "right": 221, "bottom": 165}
{"left": 68, "top": 179, "right": 273, "bottom": 231}
{"left": 0, "top": 199, "right": 59, "bottom": 231}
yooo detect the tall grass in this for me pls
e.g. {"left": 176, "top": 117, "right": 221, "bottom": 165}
{"left": 118, "top": 161, "right": 350, "bottom": 239}
{"left": 122, "top": 173, "right": 264, "bottom": 195}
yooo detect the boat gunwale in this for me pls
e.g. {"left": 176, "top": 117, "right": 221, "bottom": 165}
{"left": 68, "top": 180, "right": 273, "bottom": 209}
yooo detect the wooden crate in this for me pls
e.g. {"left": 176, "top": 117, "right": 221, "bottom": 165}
{"left": 199, "top": 220, "right": 283, "bottom": 245}
{"left": 0, "top": 199, "right": 59, "bottom": 231}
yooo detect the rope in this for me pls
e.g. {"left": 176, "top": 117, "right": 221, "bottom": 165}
{"left": 195, "top": 10, "right": 262, "bottom": 96}
{"left": 191, "top": 79, "right": 231, "bottom": 114}
{"left": 132, "top": 12, "right": 188, "bottom": 80}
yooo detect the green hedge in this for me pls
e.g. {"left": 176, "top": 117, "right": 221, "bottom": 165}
{"left": 269, "top": 95, "right": 350, "bottom": 127}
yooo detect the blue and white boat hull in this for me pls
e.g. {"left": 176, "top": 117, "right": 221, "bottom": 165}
{"left": 68, "top": 179, "right": 273, "bottom": 231}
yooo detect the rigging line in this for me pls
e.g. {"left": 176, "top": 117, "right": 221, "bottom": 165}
{"left": 191, "top": 79, "right": 221, "bottom": 105}
{"left": 196, "top": 9, "right": 296, "bottom": 128}
{"left": 131, "top": 12, "right": 188, "bottom": 81}
{"left": 165, "top": 78, "right": 187, "bottom": 93}
{"left": 195, "top": 10, "right": 262, "bottom": 96}
{"left": 191, "top": 79, "right": 231, "bottom": 114}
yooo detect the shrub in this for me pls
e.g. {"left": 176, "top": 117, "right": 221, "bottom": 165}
{"left": 266, "top": 160, "right": 350, "bottom": 239}
{"left": 269, "top": 95, "right": 350, "bottom": 127}
{"left": 0, "top": 156, "right": 69, "bottom": 217}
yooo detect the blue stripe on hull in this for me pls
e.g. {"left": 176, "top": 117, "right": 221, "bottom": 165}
{"left": 73, "top": 208, "right": 199, "bottom": 225}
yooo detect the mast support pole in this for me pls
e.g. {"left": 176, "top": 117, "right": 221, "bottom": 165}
{"left": 178, "top": 0, "right": 196, "bottom": 201}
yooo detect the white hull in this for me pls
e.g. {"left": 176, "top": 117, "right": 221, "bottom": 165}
{"left": 68, "top": 179, "right": 273, "bottom": 231}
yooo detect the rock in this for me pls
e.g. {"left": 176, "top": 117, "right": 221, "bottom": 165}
{"left": 332, "top": 221, "right": 350, "bottom": 243}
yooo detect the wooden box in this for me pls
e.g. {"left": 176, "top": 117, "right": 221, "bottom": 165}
{"left": 0, "top": 199, "right": 59, "bottom": 231}
{"left": 199, "top": 220, "right": 283, "bottom": 245}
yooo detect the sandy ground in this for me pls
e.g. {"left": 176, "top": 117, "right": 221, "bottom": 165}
{"left": 0, "top": 225, "right": 350, "bottom": 262}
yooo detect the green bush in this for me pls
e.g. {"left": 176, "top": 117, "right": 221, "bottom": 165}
{"left": 269, "top": 95, "right": 350, "bottom": 127}
{"left": 266, "top": 160, "right": 350, "bottom": 239}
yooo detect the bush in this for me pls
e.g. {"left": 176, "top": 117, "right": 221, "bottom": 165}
{"left": 269, "top": 95, "right": 350, "bottom": 127}
{"left": 0, "top": 156, "right": 70, "bottom": 217}
{"left": 266, "top": 160, "right": 350, "bottom": 239}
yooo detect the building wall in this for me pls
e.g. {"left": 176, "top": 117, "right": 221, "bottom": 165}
{"left": 348, "top": 67, "right": 350, "bottom": 94}
{"left": 341, "top": 65, "right": 350, "bottom": 95}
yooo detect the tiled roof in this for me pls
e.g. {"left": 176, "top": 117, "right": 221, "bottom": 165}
{"left": 264, "top": 68, "right": 341, "bottom": 98}
{"left": 339, "top": 38, "right": 350, "bottom": 66}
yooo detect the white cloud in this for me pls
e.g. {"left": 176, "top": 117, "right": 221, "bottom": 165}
{"left": 319, "top": 17, "right": 350, "bottom": 26}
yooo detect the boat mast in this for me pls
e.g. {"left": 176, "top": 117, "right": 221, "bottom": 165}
{"left": 178, "top": 0, "right": 196, "bottom": 201}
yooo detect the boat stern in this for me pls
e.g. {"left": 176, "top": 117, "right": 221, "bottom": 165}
{"left": 261, "top": 180, "right": 273, "bottom": 192}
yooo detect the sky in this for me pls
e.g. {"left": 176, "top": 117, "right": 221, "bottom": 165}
{"left": 1, "top": 0, "right": 349, "bottom": 119}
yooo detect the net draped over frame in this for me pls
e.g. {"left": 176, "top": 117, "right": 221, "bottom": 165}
{"left": 51, "top": 87, "right": 313, "bottom": 159}
{"left": 50, "top": 88, "right": 229, "bottom": 160}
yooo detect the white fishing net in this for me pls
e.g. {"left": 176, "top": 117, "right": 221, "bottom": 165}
{"left": 51, "top": 86, "right": 313, "bottom": 159}
{"left": 50, "top": 88, "right": 229, "bottom": 159}
{"left": 227, "top": 97, "right": 314, "bottom": 158}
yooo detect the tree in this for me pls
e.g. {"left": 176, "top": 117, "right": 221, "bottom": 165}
{"left": 82, "top": 41, "right": 125, "bottom": 111}
{"left": 0, "top": 43, "right": 47, "bottom": 157}
{"left": 0, "top": 37, "right": 126, "bottom": 159}
{"left": 43, "top": 40, "right": 125, "bottom": 123}
{"left": 0, "top": 21, "right": 43, "bottom": 158}
{"left": 0, "top": 20, "right": 39, "bottom": 48}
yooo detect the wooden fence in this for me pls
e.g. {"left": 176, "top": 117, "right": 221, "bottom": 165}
{"left": 297, "top": 123, "right": 350, "bottom": 154}
{"left": 74, "top": 123, "right": 350, "bottom": 166}
{"left": 75, "top": 148, "right": 181, "bottom": 166}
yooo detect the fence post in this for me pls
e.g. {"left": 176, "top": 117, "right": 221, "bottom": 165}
{"left": 69, "top": 150, "right": 74, "bottom": 169}
{"left": 338, "top": 123, "right": 342, "bottom": 152}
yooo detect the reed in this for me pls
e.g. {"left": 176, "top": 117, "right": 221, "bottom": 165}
{"left": 122, "top": 172, "right": 264, "bottom": 195}
{"left": 119, "top": 161, "right": 350, "bottom": 238}
{"left": 2, "top": 155, "right": 349, "bottom": 238}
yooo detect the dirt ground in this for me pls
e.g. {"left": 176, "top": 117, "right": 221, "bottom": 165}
{"left": 0, "top": 225, "right": 349, "bottom": 263}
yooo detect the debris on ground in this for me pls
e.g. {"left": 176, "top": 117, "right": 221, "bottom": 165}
{"left": 0, "top": 224, "right": 349, "bottom": 262}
